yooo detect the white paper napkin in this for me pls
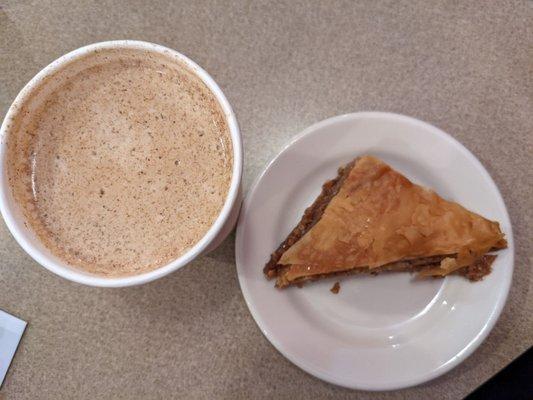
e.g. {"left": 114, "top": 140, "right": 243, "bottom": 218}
{"left": 0, "top": 310, "right": 27, "bottom": 387}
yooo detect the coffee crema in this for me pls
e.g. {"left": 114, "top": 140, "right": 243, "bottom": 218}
{"left": 6, "top": 48, "right": 233, "bottom": 276}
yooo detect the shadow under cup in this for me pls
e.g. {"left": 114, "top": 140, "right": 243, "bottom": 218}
{"left": 0, "top": 40, "right": 242, "bottom": 287}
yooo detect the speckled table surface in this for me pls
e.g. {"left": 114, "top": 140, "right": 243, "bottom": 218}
{"left": 0, "top": 1, "right": 531, "bottom": 399}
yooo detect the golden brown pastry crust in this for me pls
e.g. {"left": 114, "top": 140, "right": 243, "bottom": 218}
{"left": 275, "top": 254, "right": 497, "bottom": 288}
{"left": 264, "top": 159, "right": 357, "bottom": 278}
{"left": 267, "top": 156, "right": 506, "bottom": 288}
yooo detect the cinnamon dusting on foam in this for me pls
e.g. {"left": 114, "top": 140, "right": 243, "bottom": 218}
{"left": 6, "top": 48, "right": 233, "bottom": 276}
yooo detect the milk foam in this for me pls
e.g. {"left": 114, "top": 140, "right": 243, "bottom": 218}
{"left": 6, "top": 48, "right": 233, "bottom": 276}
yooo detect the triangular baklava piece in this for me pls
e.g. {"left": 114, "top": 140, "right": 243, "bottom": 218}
{"left": 264, "top": 156, "right": 506, "bottom": 288}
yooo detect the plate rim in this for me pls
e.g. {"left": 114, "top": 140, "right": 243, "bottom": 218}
{"left": 235, "top": 111, "right": 515, "bottom": 391}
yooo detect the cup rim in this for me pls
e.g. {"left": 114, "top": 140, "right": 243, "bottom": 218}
{"left": 0, "top": 40, "right": 242, "bottom": 287}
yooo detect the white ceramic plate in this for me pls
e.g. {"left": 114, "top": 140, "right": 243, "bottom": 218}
{"left": 235, "top": 112, "right": 514, "bottom": 391}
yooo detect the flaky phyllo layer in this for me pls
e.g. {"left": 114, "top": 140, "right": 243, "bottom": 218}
{"left": 265, "top": 156, "right": 506, "bottom": 288}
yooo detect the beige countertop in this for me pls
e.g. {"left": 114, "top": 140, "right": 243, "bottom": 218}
{"left": 0, "top": 1, "right": 531, "bottom": 399}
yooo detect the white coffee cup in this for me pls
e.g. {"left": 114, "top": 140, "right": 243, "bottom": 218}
{"left": 0, "top": 40, "right": 243, "bottom": 287}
